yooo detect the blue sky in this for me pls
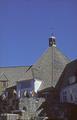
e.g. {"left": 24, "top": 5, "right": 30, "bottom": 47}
{"left": 0, "top": 0, "right": 77, "bottom": 67}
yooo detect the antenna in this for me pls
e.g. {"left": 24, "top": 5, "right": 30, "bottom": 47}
{"left": 49, "top": 27, "right": 55, "bottom": 37}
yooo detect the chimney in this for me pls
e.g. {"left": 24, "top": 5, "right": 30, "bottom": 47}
{"left": 49, "top": 35, "right": 56, "bottom": 47}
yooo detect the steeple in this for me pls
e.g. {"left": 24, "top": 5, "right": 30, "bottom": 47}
{"left": 49, "top": 34, "right": 56, "bottom": 47}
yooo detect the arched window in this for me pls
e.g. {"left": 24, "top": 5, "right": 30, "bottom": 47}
{"left": 63, "top": 91, "right": 67, "bottom": 102}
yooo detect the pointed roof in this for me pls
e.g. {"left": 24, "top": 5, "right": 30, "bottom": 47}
{"left": 0, "top": 36, "right": 70, "bottom": 91}
{"left": 0, "top": 73, "right": 8, "bottom": 82}
{"left": 32, "top": 37, "right": 70, "bottom": 91}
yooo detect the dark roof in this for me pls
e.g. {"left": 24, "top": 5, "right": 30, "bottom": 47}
{"left": 56, "top": 59, "right": 77, "bottom": 90}
{"left": 32, "top": 46, "right": 70, "bottom": 91}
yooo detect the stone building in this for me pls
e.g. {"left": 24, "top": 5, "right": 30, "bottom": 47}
{"left": 0, "top": 35, "right": 71, "bottom": 119}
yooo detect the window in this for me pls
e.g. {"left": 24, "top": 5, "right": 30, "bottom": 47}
{"left": 3, "top": 81, "right": 7, "bottom": 88}
{"left": 69, "top": 76, "right": 76, "bottom": 84}
{"left": 63, "top": 91, "right": 67, "bottom": 102}
{"left": 70, "top": 94, "right": 73, "bottom": 101}
{"left": 75, "top": 72, "right": 77, "bottom": 81}
{"left": 0, "top": 81, "right": 8, "bottom": 91}
{"left": 75, "top": 96, "right": 77, "bottom": 102}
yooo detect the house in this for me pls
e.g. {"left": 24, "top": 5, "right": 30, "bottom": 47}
{"left": 55, "top": 59, "right": 77, "bottom": 120}
{"left": 56, "top": 59, "right": 77, "bottom": 104}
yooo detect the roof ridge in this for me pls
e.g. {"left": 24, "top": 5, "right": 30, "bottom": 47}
{"left": 33, "top": 47, "right": 49, "bottom": 66}
{"left": 0, "top": 65, "right": 31, "bottom": 68}
{"left": 55, "top": 47, "right": 71, "bottom": 61}
{"left": 0, "top": 72, "right": 8, "bottom": 81}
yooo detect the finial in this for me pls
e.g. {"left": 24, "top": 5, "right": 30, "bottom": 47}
{"left": 49, "top": 33, "right": 56, "bottom": 47}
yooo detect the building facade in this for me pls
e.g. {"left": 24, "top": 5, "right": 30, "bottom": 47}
{"left": 57, "top": 60, "right": 77, "bottom": 104}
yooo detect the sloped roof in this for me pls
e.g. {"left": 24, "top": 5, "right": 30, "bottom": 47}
{"left": 0, "top": 37, "right": 70, "bottom": 91}
{"left": 0, "top": 66, "right": 33, "bottom": 87}
{"left": 56, "top": 59, "right": 77, "bottom": 91}
{"left": 32, "top": 45, "right": 70, "bottom": 91}
{"left": 0, "top": 73, "right": 8, "bottom": 82}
